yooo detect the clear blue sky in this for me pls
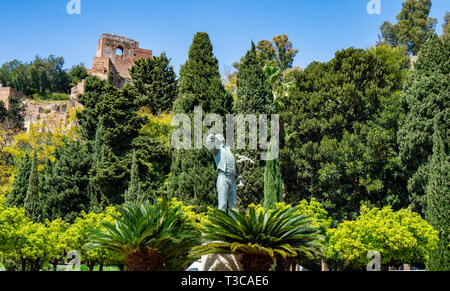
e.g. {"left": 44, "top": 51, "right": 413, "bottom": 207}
{"left": 0, "top": 0, "right": 448, "bottom": 75}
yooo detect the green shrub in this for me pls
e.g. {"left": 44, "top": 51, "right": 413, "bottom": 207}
{"left": 192, "top": 205, "right": 323, "bottom": 271}
{"left": 89, "top": 199, "right": 201, "bottom": 271}
{"left": 326, "top": 206, "right": 439, "bottom": 270}
{"left": 32, "top": 93, "right": 69, "bottom": 101}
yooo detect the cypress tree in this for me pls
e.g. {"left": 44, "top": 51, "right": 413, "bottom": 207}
{"left": 264, "top": 156, "right": 283, "bottom": 210}
{"left": 88, "top": 124, "right": 103, "bottom": 212}
{"left": 24, "top": 151, "right": 40, "bottom": 222}
{"left": 426, "top": 118, "right": 450, "bottom": 271}
{"left": 39, "top": 158, "right": 55, "bottom": 220}
{"left": 6, "top": 154, "right": 31, "bottom": 207}
{"left": 129, "top": 52, "right": 178, "bottom": 114}
{"left": 235, "top": 43, "right": 274, "bottom": 206}
{"left": 168, "top": 32, "right": 234, "bottom": 211}
{"left": 78, "top": 76, "right": 145, "bottom": 205}
{"left": 124, "top": 150, "right": 140, "bottom": 205}
{"left": 174, "top": 32, "right": 233, "bottom": 115}
{"left": 398, "top": 36, "right": 449, "bottom": 215}
{"left": 43, "top": 142, "right": 92, "bottom": 223}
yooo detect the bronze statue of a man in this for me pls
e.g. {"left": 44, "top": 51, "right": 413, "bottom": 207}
{"left": 206, "top": 134, "right": 239, "bottom": 212}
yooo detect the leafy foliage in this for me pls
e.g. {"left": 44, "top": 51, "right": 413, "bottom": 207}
{"left": 192, "top": 205, "right": 323, "bottom": 269}
{"left": 379, "top": 0, "right": 437, "bottom": 55}
{"left": 0, "top": 56, "right": 71, "bottom": 96}
{"left": 90, "top": 199, "right": 201, "bottom": 271}
{"left": 0, "top": 196, "right": 70, "bottom": 271}
{"left": 40, "top": 141, "right": 93, "bottom": 223}
{"left": 398, "top": 36, "right": 449, "bottom": 214}
{"left": 425, "top": 120, "right": 449, "bottom": 271}
{"left": 65, "top": 207, "right": 122, "bottom": 270}
{"left": 77, "top": 77, "right": 146, "bottom": 205}
{"left": 69, "top": 64, "right": 88, "bottom": 87}
{"left": 326, "top": 206, "right": 439, "bottom": 271}
{"left": 256, "top": 34, "right": 299, "bottom": 72}
{"left": 235, "top": 43, "right": 274, "bottom": 207}
{"left": 24, "top": 151, "right": 40, "bottom": 222}
{"left": 6, "top": 154, "right": 31, "bottom": 207}
{"left": 169, "top": 32, "right": 234, "bottom": 211}
{"left": 281, "top": 46, "right": 410, "bottom": 221}
{"left": 129, "top": 53, "right": 177, "bottom": 114}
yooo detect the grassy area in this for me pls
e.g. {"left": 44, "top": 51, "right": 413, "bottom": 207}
{"left": 31, "top": 92, "right": 70, "bottom": 102}
{"left": 0, "top": 262, "right": 120, "bottom": 272}
{"left": 53, "top": 265, "right": 121, "bottom": 272}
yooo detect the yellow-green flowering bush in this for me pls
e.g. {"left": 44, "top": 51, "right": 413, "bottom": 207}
{"left": 326, "top": 206, "right": 439, "bottom": 270}
{"left": 64, "top": 207, "right": 123, "bottom": 270}
{"left": 159, "top": 197, "right": 212, "bottom": 230}
{"left": 0, "top": 197, "right": 70, "bottom": 271}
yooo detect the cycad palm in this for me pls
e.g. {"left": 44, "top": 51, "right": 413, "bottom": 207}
{"left": 192, "top": 206, "right": 322, "bottom": 271}
{"left": 90, "top": 200, "right": 200, "bottom": 271}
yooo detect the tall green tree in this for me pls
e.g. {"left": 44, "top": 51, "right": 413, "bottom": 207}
{"left": 69, "top": 64, "right": 88, "bottom": 87}
{"left": 234, "top": 43, "right": 274, "bottom": 207}
{"left": 77, "top": 77, "right": 145, "bottom": 205}
{"left": 398, "top": 36, "right": 449, "bottom": 215}
{"left": 379, "top": 0, "right": 437, "bottom": 55}
{"left": 443, "top": 12, "right": 450, "bottom": 39}
{"left": 124, "top": 150, "right": 142, "bottom": 205}
{"left": 129, "top": 53, "right": 178, "bottom": 114}
{"left": 282, "top": 46, "right": 410, "bottom": 221}
{"left": 41, "top": 142, "right": 92, "bottom": 223}
{"left": 426, "top": 118, "right": 450, "bottom": 271}
{"left": 174, "top": 33, "right": 233, "bottom": 115}
{"left": 87, "top": 124, "right": 104, "bottom": 212}
{"left": 0, "top": 55, "right": 71, "bottom": 96}
{"left": 263, "top": 156, "right": 283, "bottom": 210}
{"left": 24, "top": 151, "right": 40, "bottom": 222}
{"left": 169, "top": 32, "right": 234, "bottom": 211}
{"left": 6, "top": 154, "right": 31, "bottom": 207}
{"left": 256, "top": 34, "right": 299, "bottom": 72}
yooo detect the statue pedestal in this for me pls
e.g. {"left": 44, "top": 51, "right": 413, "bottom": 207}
{"left": 200, "top": 253, "right": 243, "bottom": 271}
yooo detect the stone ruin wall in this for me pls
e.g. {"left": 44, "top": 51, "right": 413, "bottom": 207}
{"left": 71, "top": 33, "right": 153, "bottom": 97}
{"left": 23, "top": 100, "right": 78, "bottom": 132}
{"left": 1, "top": 34, "right": 153, "bottom": 132}
{"left": 0, "top": 87, "right": 26, "bottom": 110}
{"left": 91, "top": 33, "right": 152, "bottom": 83}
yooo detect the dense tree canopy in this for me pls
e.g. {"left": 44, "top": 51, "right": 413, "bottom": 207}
{"left": 281, "top": 45, "right": 410, "bottom": 221}
{"left": 397, "top": 36, "right": 449, "bottom": 215}
{"left": 41, "top": 141, "right": 92, "bottom": 223}
{"left": 379, "top": 0, "right": 437, "bottom": 55}
{"left": 69, "top": 64, "right": 88, "bottom": 87}
{"left": 129, "top": 53, "right": 177, "bottom": 115}
{"left": 6, "top": 154, "right": 31, "bottom": 208}
{"left": 234, "top": 43, "right": 274, "bottom": 207}
{"left": 0, "top": 56, "right": 71, "bottom": 96}
{"left": 169, "top": 32, "right": 234, "bottom": 211}
{"left": 256, "top": 34, "right": 299, "bottom": 72}
{"left": 77, "top": 77, "right": 146, "bottom": 205}
{"left": 425, "top": 119, "right": 450, "bottom": 271}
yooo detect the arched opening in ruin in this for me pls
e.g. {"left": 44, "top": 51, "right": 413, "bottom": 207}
{"left": 116, "top": 46, "right": 124, "bottom": 57}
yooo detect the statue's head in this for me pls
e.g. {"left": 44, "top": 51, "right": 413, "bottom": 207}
{"left": 206, "top": 134, "right": 226, "bottom": 150}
